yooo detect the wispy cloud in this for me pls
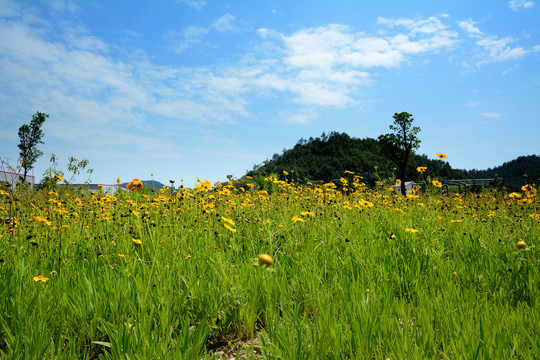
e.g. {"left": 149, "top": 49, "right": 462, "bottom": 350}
{"left": 166, "top": 13, "right": 239, "bottom": 53}
{"left": 457, "top": 19, "right": 483, "bottom": 37}
{"left": 177, "top": 0, "right": 206, "bottom": 10}
{"left": 0, "top": 5, "right": 536, "bottom": 164}
{"left": 212, "top": 13, "right": 237, "bottom": 32}
{"left": 454, "top": 19, "right": 534, "bottom": 65}
{"left": 509, "top": 0, "right": 536, "bottom": 11}
{"left": 476, "top": 36, "right": 528, "bottom": 63}
{"left": 166, "top": 26, "right": 210, "bottom": 53}
{"left": 478, "top": 112, "right": 503, "bottom": 118}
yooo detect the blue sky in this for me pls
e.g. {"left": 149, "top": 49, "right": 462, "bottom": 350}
{"left": 1, "top": 0, "right": 539, "bottom": 186}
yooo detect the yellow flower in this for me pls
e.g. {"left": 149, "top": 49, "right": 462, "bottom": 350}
{"left": 54, "top": 174, "right": 64, "bottom": 181}
{"left": 35, "top": 216, "right": 52, "bottom": 226}
{"left": 117, "top": 178, "right": 121, "bottom": 184}
{"left": 0, "top": 190, "right": 10, "bottom": 196}
{"left": 522, "top": 184, "right": 537, "bottom": 197}
{"left": 432, "top": 180, "right": 443, "bottom": 188}
{"left": 509, "top": 192, "right": 521, "bottom": 198}
{"left": 283, "top": 170, "right": 289, "bottom": 176}
{"left": 292, "top": 215, "right": 304, "bottom": 223}
{"left": 395, "top": 179, "right": 401, "bottom": 185}
{"left": 516, "top": 240, "right": 526, "bottom": 249}
{"left": 48, "top": 191, "right": 58, "bottom": 196}
{"left": 416, "top": 166, "right": 427, "bottom": 173}
{"left": 358, "top": 199, "right": 374, "bottom": 207}
{"left": 132, "top": 238, "right": 142, "bottom": 245}
{"left": 451, "top": 219, "right": 463, "bottom": 223}
{"left": 126, "top": 178, "right": 143, "bottom": 191}
{"left": 33, "top": 275, "right": 50, "bottom": 282}
{"left": 344, "top": 170, "right": 354, "bottom": 174}
{"left": 118, "top": 254, "right": 125, "bottom": 257}
{"left": 405, "top": 228, "right": 419, "bottom": 233}
{"left": 436, "top": 153, "right": 448, "bottom": 159}
{"left": 221, "top": 216, "right": 235, "bottom": 226}
{"left": 223, "top": 223, "right": 237, "bottom": 233}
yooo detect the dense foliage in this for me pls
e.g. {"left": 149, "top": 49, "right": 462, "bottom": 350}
{"left": 247, "top": 132, "right": 468, "bottom": 185}
{"left": 469, "top": 155, "right": 540, "bottom": 190}
{"left": 378, "top": 112, "right": 421, "bottom": 195}
{"left": 17, "top": 112, "right": 47, "bottom": 180}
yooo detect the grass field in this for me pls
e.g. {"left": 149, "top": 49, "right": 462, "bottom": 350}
{"left": 0, "top": 176, "right": 538, "bottom": 359}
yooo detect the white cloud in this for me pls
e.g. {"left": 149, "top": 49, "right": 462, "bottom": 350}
{"left": 177, "top": 0, "right": 206, "bottom": 10}
{"left": 502, "top": 64, "right": 519, "bottom": 75}
{"left": 277, "top": 109, "right": 319, "bottom": 125}
{"left": 166, "top": 26, "right": 209, "bottom": 53}
{"left": 0, "top": 0, "right": 20, "bottom": 17}
{"left": 457, "top": 19, "right": 483, "bottom": 37}
{"left": 280, "top": 21, "right": 457, "bottom": 72}
{"left": 212, "top": 13, "right": 237, "bottom": 32}
{"left": 509, "top": 0, "right": 536, "bottom": 11}
{"left": 476, "top": 36, "right": 528, "bottom": 63}
{"left": 166, "top": 13, "right": 238, "bottom": 53}
{"left": 478, "top": 112, "right": 502, "bottom": 118}
{"left": 0, "top": 6, "right": 535, "bottom": 164}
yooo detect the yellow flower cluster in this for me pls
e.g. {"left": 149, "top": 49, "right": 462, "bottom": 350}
{"left": 126, "top": 178, "right": 143, "bottom": 191}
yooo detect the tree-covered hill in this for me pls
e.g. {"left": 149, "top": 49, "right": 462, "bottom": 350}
{"left": 246, "top": 132, "right": 468, "bottom": 186}
{"left": 468, "top": 155, "right": 540, "bottom": 189}
{"left": 246, "top": 132, "right": 539, "bottom": 189}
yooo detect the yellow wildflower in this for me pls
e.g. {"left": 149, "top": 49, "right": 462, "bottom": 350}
{"left": 223, "top": 223, "right": 237, "bottom": 233}
{"left": 292, "top": 215, "right": 304, "bottom": 223}
{"left": 33, "top": 275, "right": 50, "bottom": 282}
{"left": 221, "top": 216, "right": 235, "bottom": 226}
{"left": 436, "top": 153, "right": 448, "bottom": 159}
{"left": 405, "top": 228, "right": 419, "bottom": 233}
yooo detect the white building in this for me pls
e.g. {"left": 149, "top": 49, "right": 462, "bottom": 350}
{"left": 392, "top": 181, "right": 419, "bottom": 195}
{"left": 0, "top": 170, "right": 34, "bottom": 190}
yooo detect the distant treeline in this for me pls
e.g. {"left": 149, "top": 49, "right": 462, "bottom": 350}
{"left": 468, "top": 155, "right": 540, "bottom": 189}
{"left": 245, "top": 132, "right": 539, "bottom": 190}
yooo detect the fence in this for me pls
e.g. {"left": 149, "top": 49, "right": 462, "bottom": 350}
{"left": 442, "top": 179, "right": 495, "bottom": 195}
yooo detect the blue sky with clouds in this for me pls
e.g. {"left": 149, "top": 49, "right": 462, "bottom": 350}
{"left": 1, "top": 0, "right": 539, "bottom": 186}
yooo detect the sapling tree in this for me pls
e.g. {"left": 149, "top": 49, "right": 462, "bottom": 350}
{"left": 18, "top": 112, "right": 48, "bottom": 181}
{"left": 378, "top": 112, "right": 421, "bottom": 195}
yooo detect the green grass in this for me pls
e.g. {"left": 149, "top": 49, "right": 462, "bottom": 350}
{"left": 0, "top": 181, "right": 538, "bottom": 359}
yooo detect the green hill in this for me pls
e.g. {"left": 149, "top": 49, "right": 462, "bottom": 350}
{"left": 246, "top": 132, "right": 538, "bottom": 189}
{"left": 468, "top": 155, "right": 540, "bottom": 190}
{"left": 120, "top": 180, "right": 167, "bottom": 191}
